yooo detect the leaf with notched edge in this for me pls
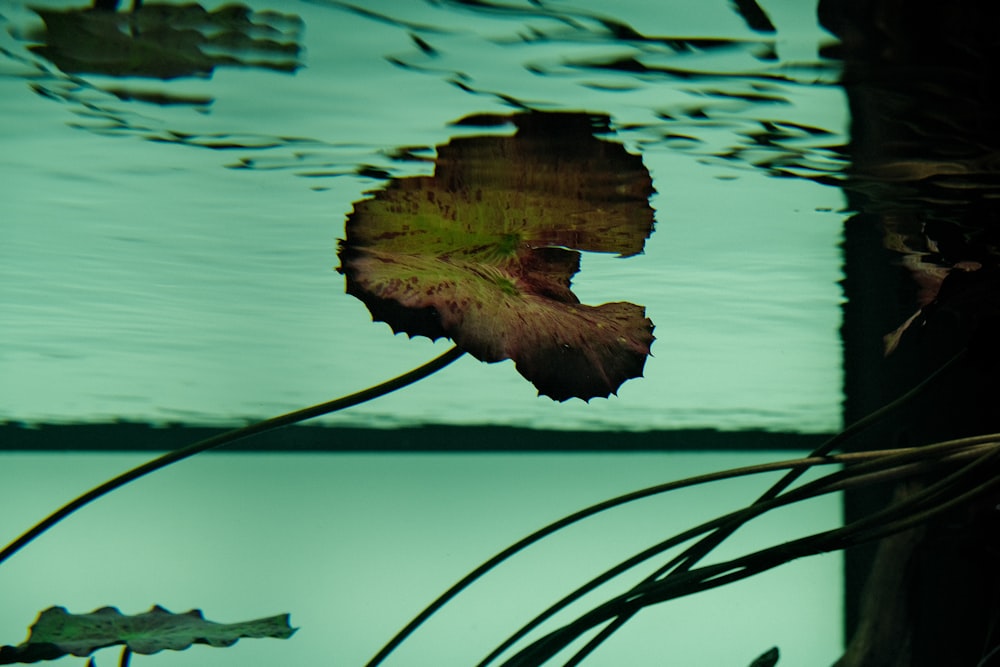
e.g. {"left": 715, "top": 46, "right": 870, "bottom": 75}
{"left": 0, "top": 606, "right": 296, "bottom": 664}
{"left": 338, "top": 111, "right": 655, "bottom": 401}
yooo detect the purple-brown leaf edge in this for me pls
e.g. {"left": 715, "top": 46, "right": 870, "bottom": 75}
{"left": 338, "top": 112, "right": 655, "bottom": 401}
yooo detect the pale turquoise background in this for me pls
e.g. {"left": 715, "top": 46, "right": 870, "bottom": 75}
{"left": 1, "top": 0, "right": 846, "bottom": 664}
{"left": 0, "top": 0, "right": 846, "bottom": 432}
{"left": 0, "top": 451, "right": 843, "bottom": 665}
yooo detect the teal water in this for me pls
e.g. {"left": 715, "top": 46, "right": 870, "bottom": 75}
{"left": 0, "top": 0, "right": 846, "bottom": 432}
{"left": 0, "top": 451, "right": 843, "bottom": 665}
{"left": 0, "top": 2, "right": 847, "bottom": 665}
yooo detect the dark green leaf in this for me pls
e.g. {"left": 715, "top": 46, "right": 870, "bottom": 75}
{"left": 0, "top": 606, "right": 296, "bottom": 664}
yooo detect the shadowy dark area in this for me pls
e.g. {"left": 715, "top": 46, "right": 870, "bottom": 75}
{"left": 0, "top": 422, "right": 831, "bottom": 453}
{"left": 26, "top": 1, "right": 302, "bottom": 99}
{"left": 822, "top": 0, "right": 1000, "bottom": 664}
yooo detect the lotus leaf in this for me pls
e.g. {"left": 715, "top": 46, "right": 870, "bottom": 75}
{"left": 338, "top": 112, "right": 655, "bottom": 401}
{"left": 0, "top": 605, "right": 295, "bottom": 664}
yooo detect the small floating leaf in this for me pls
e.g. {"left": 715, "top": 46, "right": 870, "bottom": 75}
{"left": 338, "top": 111, "right": 656, "bottom": 401}
{"left": 0, "top": 605, "right": 296, "bottom": 664}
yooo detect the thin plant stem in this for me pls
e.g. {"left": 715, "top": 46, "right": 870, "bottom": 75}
{"left": 482, "top": 435, "right": 1000, "bottom": 665}
{"left": 362, "top": 350, "right": 963, "bottom": 667}
{"left": 557, "top": 347, "right": 969, "bottom": 665}
{"left": 472, "top": 350, "right": 968, "bottom": 665}
{"left": 0, "top": 346, "right": 465, "bottom": 568}
{"left": 119, "top": 647, "right": 131, "bottom": 667}
{"left": 646, "top": 448, "right": 1000, "bottom": 604}
{"left": 365, "top": 432, "right": 995, "bottom": 667}
{"left": 977, "top": 642, "right": 1000, "bottom": 667}
{"left": 365, "top": 455, "right": 849, "bottom": 667}
{"left": 672, "top": 348, "right": 967, "bottom": 574}
{"left": 494, "top": 439, "right": 1000, "bottom": 666}
{"left": 519, "top": 475, "right": 988, "bottom": 667}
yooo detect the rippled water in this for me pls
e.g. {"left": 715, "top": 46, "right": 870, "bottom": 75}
{"left": 4, "top": 3, "right": 999, "bottom": 666}
{"left": 0, "top": 3, "right": 854, "bottom": 665}
{"left": 1, "top": 0, "right": 847, "bottom": 431}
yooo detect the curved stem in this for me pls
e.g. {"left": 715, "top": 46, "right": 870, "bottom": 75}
{"left": 367, "top": 434, "right": 994, "bottom": 667}
{"left": 0, "top": 345, "right": 465, "bottom": 568}
{"left": 674, "top": 348, "right": 967, "bottom": 570}
{"left": 557, "top": 347, "right": 969, "bottom": 665}
{"left": 653, "top": 446, "right": 1000, "bottom": 603}
{"left": 484, "top": 434, "right": 999, "bottom": 665}
{"left": 366, "top": 350, "right": 967, "bottom": 667}
{"left": 495, "top": 438, "right": 1000, "bottom": 666}
{"left": 365, "top": 454, "right": 845, "bottom": 667}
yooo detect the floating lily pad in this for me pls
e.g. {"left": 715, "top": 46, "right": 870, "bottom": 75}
{"left": 338, "top": 112, "right": 655, "bottom": 401}
{"left": 0, "top": 605, "right": 296, "bottom": 664}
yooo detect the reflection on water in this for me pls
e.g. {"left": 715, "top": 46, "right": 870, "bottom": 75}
{"left": 30, "top": 2, "right": 302, "bottom": 79}
{"left": 319, "top": 0, "right": 845, "bottom": 184}
{"left": 20, "top": 1, "right": 302, "bottom": 107}
{"left": 0, "top": 0, "right": 846, "bottom": 430}
{"left": 819, "top": 3, "right": 1000, "bottom": 665}
{"left": 820, "top": 0, "right": 1000, "bottom": 355}
{"left": 3, "top": 0, "right": 847, "bottom": 180}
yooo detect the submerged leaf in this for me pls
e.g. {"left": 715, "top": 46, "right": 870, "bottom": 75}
{"left": 0, "top": 606, "right": 296, "bottom": 664}
{"left": 338, "top": 111, "right": 656, "bottom": 400}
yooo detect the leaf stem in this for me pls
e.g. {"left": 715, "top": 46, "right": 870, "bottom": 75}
{"left": 368, "top": 434, "right": 996, "bottom": 667}
{"left": 366, "top": 349, "right": 968, "bottom": 667}
{"left": 0, "top": 345, "right": 465, "bottom": 568}
{"left": 492, "top": 437, "right": 1000, "bottom": 666}
{"left": 551, "top": 346, "right": 970, "bottom": 665}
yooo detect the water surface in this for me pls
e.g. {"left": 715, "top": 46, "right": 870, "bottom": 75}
{"left": 1, "top": 0, "right": 847, "bottom": 432}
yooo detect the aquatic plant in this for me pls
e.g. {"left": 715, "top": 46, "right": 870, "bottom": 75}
{"left": 3, "top": 348, "right": 995, "bottom": 665}
{"left": 338, "top": 111, "right": 655, "bottom": 400}
{"left": 360, "top": 349, "right": 1000, "bottom": 667}
{"left": 2, "top": 111, "right": 999, "bottom": 667}
{"left": 0, "top": 110, "right": 656, "bottom": 664}
{"left": 0, "top": 605, "right": 294, "bottom": 666}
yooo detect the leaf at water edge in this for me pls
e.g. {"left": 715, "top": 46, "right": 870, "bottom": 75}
{"left": 0, "top": 605, "right": 296, "bottom": 664}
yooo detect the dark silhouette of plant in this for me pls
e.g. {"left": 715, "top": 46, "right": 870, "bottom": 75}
{"left": 3, "top": 109, "right": 998, "bottom": 667}
{"left": 0, "top": 345, "right": 465, "bottom": 568}
{"left": 361, "top": 349, "right": 1000, "bottom": 667}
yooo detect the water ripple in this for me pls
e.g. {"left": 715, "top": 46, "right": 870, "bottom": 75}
{"left": 3, "top": 0, "right": 849, "bottom": 188}
{"left": 312, "top": 0, "right": 848, "bottom": 188}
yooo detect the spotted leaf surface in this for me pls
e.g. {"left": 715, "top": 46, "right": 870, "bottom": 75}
{"left": 338, "top": 112, "right": 655, "bottom": 400}
{"left": 0, "top": 606, "right": 295, "bottom": 664}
